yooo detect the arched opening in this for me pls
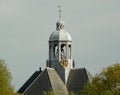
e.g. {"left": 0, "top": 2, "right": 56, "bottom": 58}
{"left": 55, "top": 45, "right": 58, "bottom": 59}
{"left": 61, "top": 44, "right": 66, "bottom": 59}
{"left": 49, "top": 45, "right": 52, "bottom": 59}
{"left": 52, "top": 44, "right": 58, "bottom": 59}
{"left": 68, "top": 45, "right": 71, "bottom": 59}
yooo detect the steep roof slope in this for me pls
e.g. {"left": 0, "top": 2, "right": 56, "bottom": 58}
{"left": 67, "top": 68, "right": 93, "bottom": 92}
{"left": 18, "top": 69, "right": 42, "bottom": 93}
{"left": 21, "top": 68, "right": 68, "bottom": 95}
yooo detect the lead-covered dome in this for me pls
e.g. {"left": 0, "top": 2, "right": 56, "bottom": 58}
{"left": 49, "top": 21, "right": 72, "bottom": 41}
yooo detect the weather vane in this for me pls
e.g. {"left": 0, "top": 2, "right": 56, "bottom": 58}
{"left": 58, "top": 0, "right": 62, "bottom": 21}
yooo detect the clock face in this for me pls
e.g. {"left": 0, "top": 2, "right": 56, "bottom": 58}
{"left": 60, "top": 59, "right": 68, "bottom": 68}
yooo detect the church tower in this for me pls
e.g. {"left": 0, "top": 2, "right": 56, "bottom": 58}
{"left": 18, "top": 2, "right": 93, "bottom": 95}
{"left": 47, "top": 6, "right": 74, "bottom": 83}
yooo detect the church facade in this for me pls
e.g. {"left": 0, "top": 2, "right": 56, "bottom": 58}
{"left": 18, "top": 17, "right": 93, "bottom": 95}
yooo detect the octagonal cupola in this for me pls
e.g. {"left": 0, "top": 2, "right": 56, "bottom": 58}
{"left": 47, "top": 20, "right": 74, "bottom": 84}
{"left": 47, "top": 4, "right": 74, "bottom": 84}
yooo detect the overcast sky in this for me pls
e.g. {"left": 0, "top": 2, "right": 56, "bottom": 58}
{"left": 0, "top": 0, "right": 120, "bottom": 91}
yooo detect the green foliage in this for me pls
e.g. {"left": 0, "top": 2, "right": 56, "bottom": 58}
{"left": 42, "top": 90, "right": 78, "bottom": 95}
{"left": 69, "top": 91, "right": 77, "bottom": 95}
{"left": 42, "top": 90, "right": 56, "bottom": 95}
{"left": 81, "top": 63, "right": 120, "bottom": 95}
{"left": 0, "top": 59, "right": 14, "bottom": 95}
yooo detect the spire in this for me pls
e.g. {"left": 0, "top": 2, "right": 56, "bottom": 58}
{"left": 57, "top": 0, "right": 62, "bottom": 21}
{"left": 58, "top": 5, "right": 62, "bottom": 21}
{"left": 56, "top": 0, "right": 64, "bottom": 31}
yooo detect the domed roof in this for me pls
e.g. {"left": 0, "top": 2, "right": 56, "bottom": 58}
{"left": 49, "top": 30, "right": 72, "bottom": 41}
{"left": 49, "top": 21, "right": 72, "bottom": 42}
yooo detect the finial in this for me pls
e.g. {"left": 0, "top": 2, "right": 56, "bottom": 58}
{"left": 56, "top": 0, "right": 64, "bottom": 31}
{"left": 58, "top": 0, "right": 62, "bottom": 21}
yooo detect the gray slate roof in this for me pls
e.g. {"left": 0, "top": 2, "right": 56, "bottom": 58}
{"left": 21, "top": 68, "right": 68, "bottom": 95}
{"left": 18, "top": 69, "right": 42, "bottom": 93}
{"left": 67, "top": 68, "right": 93, "bottom": 92}
{"left": 18, "top": 68, "right": 93, "bottom": 95}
